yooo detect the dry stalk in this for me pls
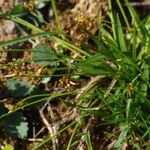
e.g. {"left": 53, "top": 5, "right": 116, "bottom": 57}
{"left": 38, "top": 75, "right": 106, "bottom": 149}
{"left": 104, "top": 78, "right": 117, "bottom": 98}
{"left": 74, "top": 75, "right": 106, "bottom": 149}
{"left": 39, "top": 102, "right": 59, "bottom": 150}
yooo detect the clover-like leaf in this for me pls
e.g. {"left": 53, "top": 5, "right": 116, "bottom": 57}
{"left": 4, "top": 112, "right": 28, "bottom": 139}
{"left": 6, "top": 79, "right": 34, "bottom": 97}
{"left": 33, "top": 44, "right": 59, "bottom": 66}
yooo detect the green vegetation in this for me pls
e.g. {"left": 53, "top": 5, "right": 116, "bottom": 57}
{"left": 0, "top": 0, "right": 149, "bottom": 149}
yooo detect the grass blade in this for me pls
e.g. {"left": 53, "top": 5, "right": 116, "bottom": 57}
{"left": 51, "top": 0, "right": 63, "bottom": 33}
{"left": 114, "top": 127, "right": 129, "bottom": 149}
{"left": 0, "top": 32, "right": 54, "bottom": 47}
{"left": 115, "top": 14, "right": 127, "bottom": 52}
{"left": 116, "top": 0, "right": 131, "bottom": 30}
{"left": 66, "top": 123, "right": 79, "bottom": 150}
{"left": 85, "top": 131, "right": 93, "bottom": 150}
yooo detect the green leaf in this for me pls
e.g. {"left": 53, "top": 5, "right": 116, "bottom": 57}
{"left": 125, "top": 0, "right": 146, "bottom": 38}
{"left": 6, "top": 79, "right": 33, "bottom": 97}
{"left": 0, "top": 32, "right": 49, "bottom": 47}
{"left": 3, "top": 112, "right": 28, "bottom": 139}
{"left": 85, "top": 131, "right": 93, "bottom": 150}
{"left": 78, "top": 62, "right": 116, "bottom": 76}
{"left": 114, "top": 127, "right": 129, "bottom": 149}
{"left": 82, "top": 53, "right": 105, "bottom": 64}
{"left": 10, "top": 4, "right": 25, "bottom": 16}
{"left": 3, "top": 144, "right": 14, "bottom": 150}
{"left": 142, "top": 64, "right": 149, "bottom": 82}
{"left": 78, "top": 107, "right": 107, "bottom": 117}
{"left": 92, "top": 36, "right": 117, "bottom": 62}
{"left": 115, "top": 14, "right": 127, "bottom": 52}
{"left": 33, "top": 44, "right": 59, "bottom": 66}
{"left": 141, "top": 83, "right": 148, "bottom": 97}
{"left": 77, "top": 51, "right": 116, "bottom": 76}
{"left": 100, "top": 27, "right": 118, "bottom": 50}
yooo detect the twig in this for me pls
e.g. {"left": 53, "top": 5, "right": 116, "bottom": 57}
{"left": 28, "top": 138, "right": 43, "bottom": 142}
{"left": 39, "top": 103, "right": 59, "bottom": 150}
{"left": 130, "top": 1, "right": 150, "bottom": 6}
{"left": 104, "top": 78, "right": 117, "bottom": 98}
{"left": 75, "top": 75, "right": 106, "bottom": 149}
{"left": 76, "top": 75, "right": 106, "bottom": 100}
{"left": 77, "top": 117, "right": 94, "bottom": 150}
{"left": 38, "top": 75, "right": 106, "bottom": 149}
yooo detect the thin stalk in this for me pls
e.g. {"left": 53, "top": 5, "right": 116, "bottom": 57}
{"left": 17, "top": 94, "right": 51, "bottom": 106}
{"left": 66, "top": 123, "right": 79, "bottom": 150}
{"left": 2, "top": 15, "right": 90, "bottom": 57}
{"left": 30, "top": 11, "right": 48, "bottom": 25}
{"left": 5, "top": 73, "right": 82, "bottom": 78}
{"left": 53, "top": 36, "right": 91, "bottom": 57}
{"left": 10, "top": 15, "right": 43, "bottom": 32}
{"left": 0, "top": 91, "right": 77, "bottom": 120}
{"left": 0, "top": 97, "right": 49, "bottom": 120}
{"left": 116, "top": 0, "right": 131, "bottom": 30}
{"left": 139, "top": 114, "right": 150, "bottom": 138}
{"left": 33, "top": 120, "right": 77, "bottom": 150}
{"left": 0, "top": 32, "right": 52, "bottom": 47}
{"left": 132, "top": 26, "right": 136, "bottom": 61}
{"left": 108, "top": 0, "right": 116, "bottom": 39}
{"left": 126, "top": 98, "right": 132, "bottom": 125}
{"left": 51, "top": 0, "right": 63, "bottom": 33}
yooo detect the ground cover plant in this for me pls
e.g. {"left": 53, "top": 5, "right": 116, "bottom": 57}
{"left": 0, "top": 0, "right": 149, "bottom": 149}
